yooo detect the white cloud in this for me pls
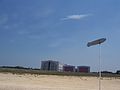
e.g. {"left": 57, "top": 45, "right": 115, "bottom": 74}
{"left": 61, "top": 14, "right": 91, "bottom": 21}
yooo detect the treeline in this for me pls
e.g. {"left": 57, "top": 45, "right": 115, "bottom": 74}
{"left": 0, "top": 66, "right": 40, "bottom": 70}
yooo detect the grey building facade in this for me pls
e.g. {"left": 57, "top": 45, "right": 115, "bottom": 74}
{"left": 41, "top": 60, "right": 59, "bottom": 71}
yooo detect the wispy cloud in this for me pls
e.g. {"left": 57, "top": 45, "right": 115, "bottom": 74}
{"left": 0, "top": 14, "right": 8, "bottom": 25}
{"left": 34, "top": 8, "right": 54, "bottom": 19}
{"left": 9, "top": 39, "right": 15, "bottom": 43}
{"left": 18, "top": 30, "right": 42, "bottom": 40}
{"left": 49, "top": 40, "right": 63, "bottom": 48}
{"left": 61, "top": 14, "right": 91, "bottom": 21}
{"left": 28, "top": 35, "right": 41, "bottom": 39}
{"left": 18, "top": 30, "right": 29, "bottom": 35}
{"left": 49, "top": 38, "right": 75, "bottom": 48}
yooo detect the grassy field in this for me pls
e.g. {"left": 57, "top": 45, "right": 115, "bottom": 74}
{"left": 0, "top": 67, "right": 120, "bottom": 78}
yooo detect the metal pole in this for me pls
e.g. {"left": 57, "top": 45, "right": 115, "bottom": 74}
{"left": 87, "top": 38, "right": 106, "bottom": 90}
{"left": 99, "top": 44, "right": 101, "bottom": 90}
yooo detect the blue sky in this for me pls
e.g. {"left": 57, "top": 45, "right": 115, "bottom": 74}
{"left": 0, "top": 0, "right": 120, "bottom": 72}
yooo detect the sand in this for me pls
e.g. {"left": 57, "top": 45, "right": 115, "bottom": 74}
{"left": 0, "top": 73, "right": 120, "bottom": 90}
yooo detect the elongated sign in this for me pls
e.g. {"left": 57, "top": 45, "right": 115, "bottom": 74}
{"left": 87, "top": 38, "right": 106, "bottom": 47}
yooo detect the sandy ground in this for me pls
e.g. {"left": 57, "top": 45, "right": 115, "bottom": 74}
{"left": 0, "top": 73, "right": 120, "bottom": 90}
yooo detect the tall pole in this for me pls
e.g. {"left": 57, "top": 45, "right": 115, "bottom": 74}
{"left": 99, "top": 44, "right": 101, "bottom": 90}
{"left": 87, "top": 38, "right": 106, "bottom": 90}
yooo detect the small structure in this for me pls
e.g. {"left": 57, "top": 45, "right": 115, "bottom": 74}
{"left": 41, "top": 60, "right": 59, "bottom": 71}
{"left": 77, "top": 66, "right": 90, "bottom": 73}
{"left": 63, "top": 65, "right": 75, "bottom": 72}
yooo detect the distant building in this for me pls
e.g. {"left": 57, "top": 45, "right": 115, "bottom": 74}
{"left": 41, "top": 60, "right": 62, "bottom": 71}
{"left": 77, "top": 66, "right": 90, "bottom": 73}
{"left": 63, "top": 65, "right": 75, "bottom": 72}
{"left": 116, "top": 70, "right": 120, "bottom": 74}
{"left": 58, "top": 63, "right": 64, "bottom": 72}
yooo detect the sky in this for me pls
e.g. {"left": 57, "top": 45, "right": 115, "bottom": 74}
{"left": 0, "top": 0, "right": 120, "bottom": 72}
